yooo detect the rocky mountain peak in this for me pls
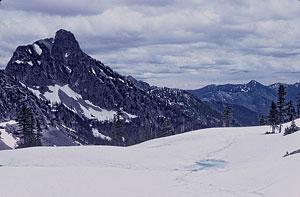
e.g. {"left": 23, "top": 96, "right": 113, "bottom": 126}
{"left": 246, "top": 80, "right": 263, "bottom": 88}
{"left": 52, "top": 29, "right": 81, "bottom": 60}
{"left": 54, "top": 29, "right": 79, "bottom": 49}
{"left": 247, "top": 80, "right": 258, "bottom": 85}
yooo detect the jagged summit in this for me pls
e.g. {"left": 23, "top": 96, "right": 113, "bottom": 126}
{"left": 55, "top": 29, "right": 77, "bottom": 43}
{"left": 245, "top": 80, "right": 265, "bottom": 89}
{"left": 247, "top": 80, "right": 259, "bottom": 85}
{"left": 53, "top": 29, "right": 81, "bottom": 56}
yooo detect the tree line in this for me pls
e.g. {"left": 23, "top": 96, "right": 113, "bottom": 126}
{"left": 15, "top": 85, "right": 300, "bottom": 148}
{"left": 261, "top": 85, "right": 300, "bottom": 135}
{"left": 14, "top": 105, "right": 175, "bottom": 148}
{"left": 110, "top": 109, "right": 174, "bottom": 146}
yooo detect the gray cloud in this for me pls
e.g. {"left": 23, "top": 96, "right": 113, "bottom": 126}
{"left": 0, "top": 0, "right": 300, "bottom": 89}
{"left": 1, "top": 0, "right": 176, "bottom": 16}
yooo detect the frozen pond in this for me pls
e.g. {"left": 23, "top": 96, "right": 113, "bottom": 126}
{"left": 187, "top": 159, "right": 227, "bottom": 171}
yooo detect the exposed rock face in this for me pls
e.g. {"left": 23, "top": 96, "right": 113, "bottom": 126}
{"left": 5, "top": 29, "right": 223, "bottom": 147}
{"left": 0, "top": 70, "right": 93, "bottom": 148}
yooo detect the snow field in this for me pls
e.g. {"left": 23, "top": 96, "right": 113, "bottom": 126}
{"left": 0, "top": 119, "right": 299, "bottom": 196}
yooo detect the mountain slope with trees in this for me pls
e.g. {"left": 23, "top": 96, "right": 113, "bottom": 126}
{"left": 0, "top": 70, "right": 94, "bottom": 147}
{"left": 1, "top": 29, "right": 225, "bottom": 148}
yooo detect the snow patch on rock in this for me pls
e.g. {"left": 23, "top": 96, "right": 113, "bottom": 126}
{"left": 28, "top": 61, "right": 33, "bottom": 66}
{"left": 61, "top": 124, "right": 76, "bottom": 133}
{"left": 33, "top": 44, "right": 42, "bottom": 55}
{"left": 42, "top": 85, "right": 117, "bottom": 121}
{"left": 92, "top": 128, "right": 111, "bottom": 141}
{"left": 15, "top": 60, "right": 24, "bottom": 64}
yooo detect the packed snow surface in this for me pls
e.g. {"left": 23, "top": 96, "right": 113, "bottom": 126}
{"left": 0, "top": 120, "right": 300, "bottom": 197}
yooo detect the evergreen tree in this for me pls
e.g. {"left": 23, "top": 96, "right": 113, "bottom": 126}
{"left": 259, "top": 115, "right": 266, "bottom": 125}
{"left": 286, "top": 100, "right": 296, "bottom": 122}
{"left": 35, "top": 120, "right": 43, "bottom": 146}
{"left": 138, "top": 120, "right": 153, "bottom": 142}
{"left": 277, "top": 85, "right": 286, "bottom": 133}
{"left": 296, "top": 92, "right": 300, "bottom": 118}
{"left": 222, "top": 105, "right": 233, "bottom": 127}
{"left": 159, "top": 118, "right": 173, "bottom": 137}
{"left": 268, "top": 101, "right": 278, "bottom": 133}
{"left": 15, "top": 106, "right": 28, "bottom": 139}
{"left": 144, "top": 122, "right": 152, "bottom": 140}
{"left": 15, "top": 106, "right": 39, "bottom": 147}
{"left": 111, "top": 109, "right": 125, "bottom": 146}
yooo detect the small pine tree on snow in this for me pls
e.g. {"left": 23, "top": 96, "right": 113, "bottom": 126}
{"left": 111, "top": 109, "right": 125, "bottom": 146}
{"left": 268, "top": 101, "right": 278, "bottom": 133}
{"left": 222, "top": 105, "right": 233, "bottom": 127}
{"left": 159, "top": 118, "right": 173, "bottom": 137}
{"left": 284, "top": 120, "right": 299, "bottom": 136}
{"left": 259, "top": 115, "right": 266, "bottom": 125}
{"left": 277, "top": 85, "right": 287, "bottom": 133}
{"left": 286, "top": 100, "right": 296, "bottom": 122}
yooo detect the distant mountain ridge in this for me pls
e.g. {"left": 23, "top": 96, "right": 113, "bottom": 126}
{"left": 187, "top": 80, "right": 300, "bottom": 115}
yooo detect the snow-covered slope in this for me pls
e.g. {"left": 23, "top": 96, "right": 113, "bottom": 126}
{"left": 0, "top": 120, "right": 18, "bottom": 149}
{"left": 0, "top": 120, "right": 300, "bottom": 197}
{"left": 28, "top": 84, "right": 121, "bottom": 121}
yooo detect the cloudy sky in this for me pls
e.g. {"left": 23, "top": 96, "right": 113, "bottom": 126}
{"left": 0, "top": 0, "right": 300, "bottom": 89}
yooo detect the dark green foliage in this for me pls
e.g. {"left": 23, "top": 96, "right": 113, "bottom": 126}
{"left": 159, "top": 118, "right": 173, "bottom": 137}
{"left": 222, "top": 105, "right": 233, "bottom": 127}
{"left": 277, "top": 85, "right": 286, "bottom": 133}
{"left": 259, "top": 115, "right": 266, "bottom": 125}
{"left": 286, "top": 100, "right": 296, "bottom": 122}
{"left": 111, "top": 109, "right": 125, "bottom": 146}
{"left": 296, "top": 92, "right": 300, "bottom": 118}
{"left": 268, "top": 101, "right": 278, "bottom": 133}
{"left": 138, "top": 120, "right": 154, "bottom": 142}
{"left": 35, "top": 120, "right": 43, "bottom": 146}
{"left": 284, "top": 120, "right": 299, "bottom": 136}
{"left": 15, "top": 106, "right": 42, "bottom": 147}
